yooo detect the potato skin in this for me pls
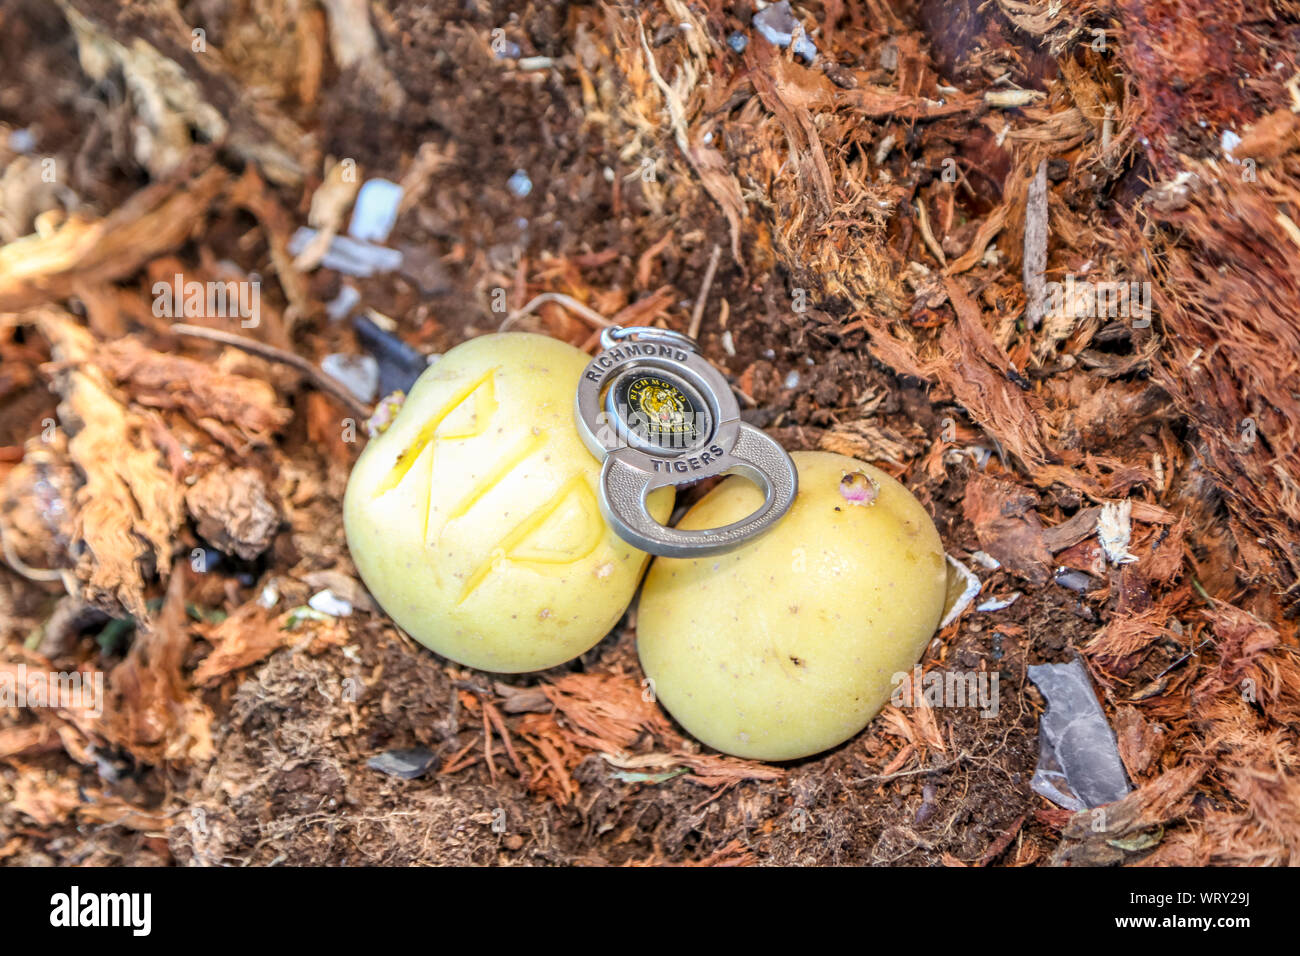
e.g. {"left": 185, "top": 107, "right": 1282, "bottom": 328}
{"left": 344, "top": 333, "right": 670, "bottom": 673}
{"left": 637, "top": 451, "right": 947, "bottom": 760}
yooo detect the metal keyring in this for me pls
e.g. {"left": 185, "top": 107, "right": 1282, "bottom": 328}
{"left": 575, "top": 325, "right": 798, "bottom": 557}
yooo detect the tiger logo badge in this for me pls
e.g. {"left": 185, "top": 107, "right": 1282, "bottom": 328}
{"left": 621, "top": 375, "right": 701, "bottom": 448}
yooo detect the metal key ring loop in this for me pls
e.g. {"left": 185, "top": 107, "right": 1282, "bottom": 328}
{"left": 599, "top": 324, "right": 698, "bottom": 354}
{"left": 575, "top": 326, "right": 798, "bottom": 557}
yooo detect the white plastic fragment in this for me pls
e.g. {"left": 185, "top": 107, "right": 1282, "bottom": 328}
{"left": 308, "top": 589, "right": 353, "bottom": 618}
{"left": 325, "top": 284, "right": 361, "bottom": 321}
{"left": 753, "top": 1, "right": 817, "bottom": 62}
{"left": 1221, "top": 129, "right": 1242, "bottom": 159}
{"left": 8, "top": 128, "right": 35, "bottom": 153}
{"left": 940, "top": 554, "right": 981, "bottom": 628}
{"left": 288, "top": 227, "right": 403, "bottom": 276}
{"left": 258, "top": 582, "right": 280, "bottom": 609}
{"left": 977, "top": 592, "right": 1020, "bottom": 612}
{"left": 507, "top": 169, "right": 533, "bottom": 197}
{"left": 321, "top": 353, "right": 379, "bottom": 403}
{"left": 348, "top": 178, "right": 404, "bottom": 242}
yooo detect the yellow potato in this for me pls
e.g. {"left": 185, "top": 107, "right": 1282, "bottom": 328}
{"left": 638, "top": 450, "right": 946, "bottom": 760}
{"left": 344, "top": 332, "right": 670, "bottom": 673}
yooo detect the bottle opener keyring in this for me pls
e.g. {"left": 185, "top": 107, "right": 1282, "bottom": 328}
{"left": 575, "top": 325, "right": 798, "bottom": 557}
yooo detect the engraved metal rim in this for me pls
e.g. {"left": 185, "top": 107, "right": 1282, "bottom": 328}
{"left": 602, "top": 364, "right": 715, "bottom": 456}
{"left": 575, "top": 338, "right": 739, "bottom": 458}
{"left": 575, "top": 326, "right": 799, "bottom": 557}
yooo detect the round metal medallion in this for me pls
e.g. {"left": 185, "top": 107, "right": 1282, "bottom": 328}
{"left": 575, "top": 326, "right": 797, "bottom": 557}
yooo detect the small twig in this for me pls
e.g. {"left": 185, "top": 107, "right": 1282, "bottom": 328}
{"left": 850, "top": 757, "right": 961, "bottom": 784}
{"left": 169, "top": 323, "right": 371, "bottom": 421}
{"left": 913, "top": 200, "right": 947, "bottom": 268}
{"left": 977, "top": 811, "right": 1028, "bottom": 867}
{"left": 1023, "top": 158, "right": 1049, "bottom": 329}
{"left": 482, "top": 709, "right": 498, "bottom": 785}
{"left": 1154, "top": 637, "right": 1213, "bottom": 681}
{"left": 452, "top": 677, "right": 496, "bottom": 696}
{"left": 688, "top": 244, "right": 722, "bottom": 341}
{"left": 440, "top": 739, "right": 481, "bottom": 776}
{"left": 498, "top": 292, "right": 615, "bottom": 334}
{"left": 484, "top": 700, "right": 528, "bottom": 783}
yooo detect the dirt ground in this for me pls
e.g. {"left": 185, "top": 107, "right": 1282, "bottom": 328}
{"left": 1, "top": 0, "right": 1298, "bottom": 866}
